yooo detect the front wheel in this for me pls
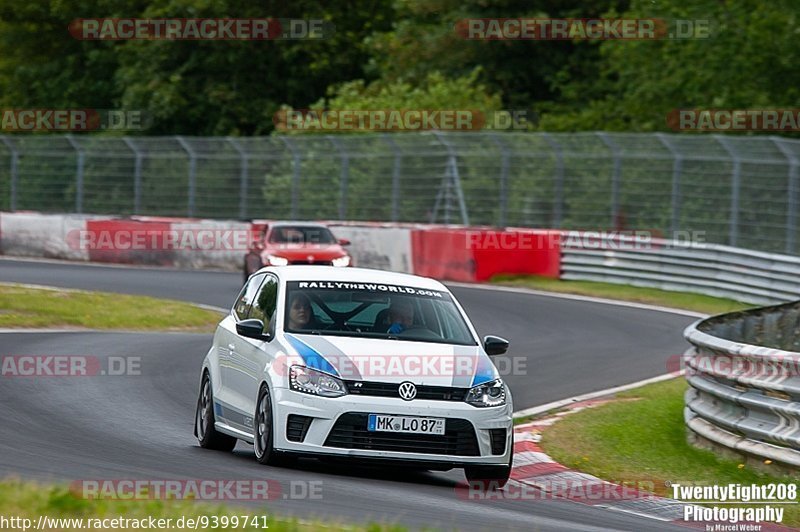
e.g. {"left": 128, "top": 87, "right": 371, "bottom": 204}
{"left": 464, "top": 450, "right": 513, "bottom": 489}
{"left": 195, "top": 373, "right": 237, "bottom": 452}
{"left": 253, "top": 385, "right": 294, "bottom": 467}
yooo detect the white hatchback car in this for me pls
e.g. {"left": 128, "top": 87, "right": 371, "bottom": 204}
{"left": 195, "top": 266, "right": 514, "bottom": 486}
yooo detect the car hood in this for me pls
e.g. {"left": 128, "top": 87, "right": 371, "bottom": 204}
{"left": 263, "top": 244, "right": 346, "bottom": 261}
{"left": 284, "top": 333, "right": 497, "bottom": 388}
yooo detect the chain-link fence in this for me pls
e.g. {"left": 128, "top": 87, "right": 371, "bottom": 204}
{"left": 0, "top": 132, "right": 798, "bottom": 254}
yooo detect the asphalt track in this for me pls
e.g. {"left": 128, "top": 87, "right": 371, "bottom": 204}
{"left": 0, "top": 258, "right": 695, "bottom": 530}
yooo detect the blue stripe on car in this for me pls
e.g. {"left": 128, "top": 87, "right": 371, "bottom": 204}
{"left": 285, "top": 333, "right": 340, "bottom": 376}
{"left": 470, "top": 354, "right": 496, "bottom": 387}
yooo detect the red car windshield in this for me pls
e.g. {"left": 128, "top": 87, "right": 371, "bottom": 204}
{"left": 268, "top": 226, "right": 337, "bottom": 244}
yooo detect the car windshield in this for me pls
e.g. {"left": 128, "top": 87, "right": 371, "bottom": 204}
{"left": 269, "top": 226, "right": 336, "bottom": 244}
{"left": 283, "top": 281, "right": 477, "bottom": 346}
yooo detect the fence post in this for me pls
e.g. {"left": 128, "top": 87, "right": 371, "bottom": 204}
{"left": 329, "top": 136, "right": 349, "bottom": 220}
{"left": 65, "top": 135, "right": 85, "bottom": 214}
{"left": 541, "top": 133, "right": 564, "bottom": 228}
{"left": 0, "top": 136, "right": 18, "bottom": 211}
{"left": 773, "top": 137, "right": 799, "bottom": 254}
{"left": 279, "top": 136, "right": 301, "bottom": 219}
{"left": 715, "top": 135, "right": 741, "bottom": 247}
{"left": 227, "top": 137, "right": 249, "bottom": 219}
{"left": 176, "top": 136, "right": 197, "bottom": 217}
{"left": 656, "top": 133, "right": 683, "bottom": 239}
{"left": 382, "top": 134, "right": 402, "bottom": 222}
{"left": 596, "top": 132, "right": 621, "bottom": 229}
{"left": 122, "top": 137, "right": 143, "bottom": 214}
{"left": 489, "top": 133, "right": 510, "bottom": 227}
{"left": 431, "top": 132, "right": 470, "bottom": 225}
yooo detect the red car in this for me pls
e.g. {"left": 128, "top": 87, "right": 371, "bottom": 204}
{"left": 243, "top": 222, "right": 352, "bottom": 281}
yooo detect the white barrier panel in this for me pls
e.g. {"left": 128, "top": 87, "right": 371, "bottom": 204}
{"left": 0, "top": 212, "right": 90, "bottom": 261}
{"left": 171, "top": 220, "right": 253, "bottom": 271}
{"left": 328, "top": 225, "right": 413, "bottom": 273}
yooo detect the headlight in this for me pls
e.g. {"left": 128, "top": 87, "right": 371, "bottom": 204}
{"left": 289, "top": 365, "right": 347, "bottom": 397}
{"left": 465, "top": 379, "right": 506, "bottom": 407}
{"left": 266, "top": 254, "right": 289, "bottom": 266}
{"left": 331, "top": 255, "right": 351, "bottom": 267}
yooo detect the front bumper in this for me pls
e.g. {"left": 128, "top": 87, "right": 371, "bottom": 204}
{"left": 270, "top": 387, "right": 513, "bottom": 466}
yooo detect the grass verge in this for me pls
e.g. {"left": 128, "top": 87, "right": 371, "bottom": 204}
{"left": 0, "top": 478, "right": 401, "bottom": 531}
{"left": 0, "top": 283, "right": 222, "bottom": 332}
{"left": 491, "top": 274, "right": 752, "bottom": 315}
{"left": 539, "top": 378, "right": 799, "bottom": 527}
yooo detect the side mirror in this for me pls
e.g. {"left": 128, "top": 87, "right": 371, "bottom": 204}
{"left": 236, "top": 319, "right": 271, "bottom": 341}
{"left": 483, "top": 335, "right": 509, "bottom": 356}
{"left": 338, "top": 238, "right": 351, "bottom": 246}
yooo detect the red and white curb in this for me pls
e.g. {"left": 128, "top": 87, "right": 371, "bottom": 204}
{"left": 509, "top": 399, "right": 790, "bottom": 530}
{"left": 510, "top": 399, "right": 693, "bottom": 525}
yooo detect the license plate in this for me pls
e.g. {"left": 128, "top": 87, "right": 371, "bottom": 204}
{"left": 367, "top": 414, "right": 445, "bottom": 435}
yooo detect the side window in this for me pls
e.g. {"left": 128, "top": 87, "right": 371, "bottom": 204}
{"left": 234, "top": 274, "right": 265, "bottom": 320}
{"left": 248, "top": 275, "right": 278, "bottom": 333}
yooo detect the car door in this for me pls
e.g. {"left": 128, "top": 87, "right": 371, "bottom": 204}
{"left": 233, "top": 273, "right": 281, "bottom": 433}
{"left": 218, "top": 273, "right": 265, "bottom": 427}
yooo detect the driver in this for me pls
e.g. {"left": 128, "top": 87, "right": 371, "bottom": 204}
{"left": 386, "top": 298, "right": 415, "bottom": 334}
{"left": 287, "top": 293, "right": 314, "bottom": 330}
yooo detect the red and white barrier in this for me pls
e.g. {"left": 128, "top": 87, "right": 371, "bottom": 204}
{"left": 0, "top": 212, "right": 92, "bottom": 261}
{"left": 0, "top": 212, "right": 563, "bottom": 282}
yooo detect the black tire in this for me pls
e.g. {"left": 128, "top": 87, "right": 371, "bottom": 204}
{"left": 253, "top": 384, "right": 295, "bottom": 467}
{"left": 195, "top": 373, "right": 238, "bottom": 452}
{"left": 464, "top": 450, "right": 513, "bottom": 489}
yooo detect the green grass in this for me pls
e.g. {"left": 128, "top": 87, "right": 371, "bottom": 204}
{"left": 539, "top": 379, "right": 800, "bottom": 527}
{"left": 0, "top": 283, "right": 222, "bottom": 332}
{"left": 0, "top": 478, "right": 401, "bottom": 531}
{"left": 491, "top": 274, "right": 752, "bottom": 315}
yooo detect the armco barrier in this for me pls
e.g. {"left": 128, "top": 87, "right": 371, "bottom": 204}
{"left": 683, "top": 302, "right": 800, "bottom": 470}
{"left": 561, "top": 232, "right": 800, "bottom": 305}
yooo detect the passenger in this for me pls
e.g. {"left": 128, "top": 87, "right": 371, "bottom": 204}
{"left": 386, "top": 298, "right": 415, "bottom": 334}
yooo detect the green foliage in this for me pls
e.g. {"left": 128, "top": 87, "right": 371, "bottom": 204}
{"left": 540, "top": 379, "right": 800, "bottom": 526}
{"left": 0, "top": 0, "right": 795, "bottom": 135}
{"left": 540, "top": 0, "right": 800, "bottom": 131}
{"left": 0, "top": 284, "right": 221, "bottom": 331}
{"left": 310, "top": 69, "right": 502, "bottom": 116}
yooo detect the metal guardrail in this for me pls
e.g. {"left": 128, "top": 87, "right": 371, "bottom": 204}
{"left": 683, "top": 302, "right": 800, "bottom": 469}
{"left": 561, "top": 233, "right": 800, "bottom": 305}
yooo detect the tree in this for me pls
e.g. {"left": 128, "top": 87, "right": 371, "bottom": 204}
{"left": 539, "top": 0, "right": 800, "bottom": 131}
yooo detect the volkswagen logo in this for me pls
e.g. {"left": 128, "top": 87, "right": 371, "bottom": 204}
{"left": 398, "top": 381, "right": 417, "bottom": 401}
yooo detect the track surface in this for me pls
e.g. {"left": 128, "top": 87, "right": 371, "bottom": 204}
{"left": 0, "top": 258, "right": 694, "bottom": 530}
